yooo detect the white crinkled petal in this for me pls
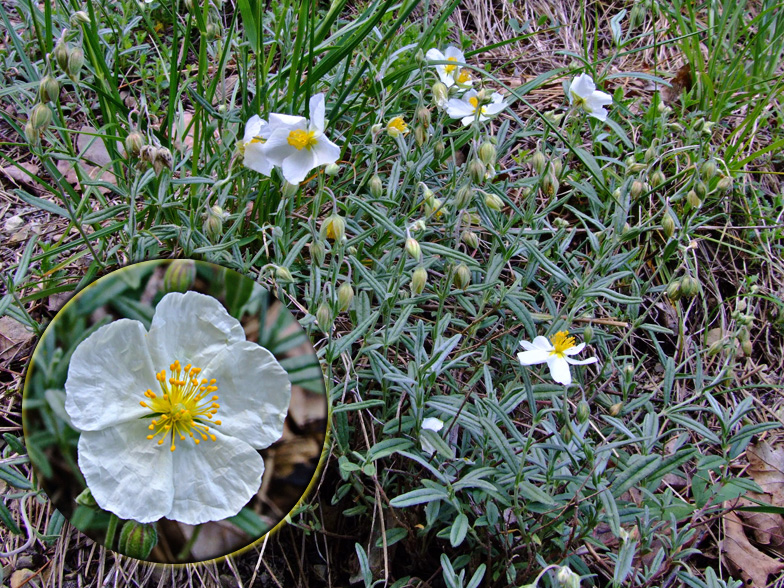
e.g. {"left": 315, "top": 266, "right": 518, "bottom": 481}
{"left": 311, "top": 136, "right": 341, "bottom": 168}
{"left": 519, "top": 339, "right": 537, "bottom": 351}
{"left": 563, "top": 342, "right": 586, "bottom": 355}
{"left": 147, "top": 292, "right": 245, "bottom": 371}
{"left": 309, "top": 93, "right": 326, "bottom": 131}
{"left": 78, "top": 419, "right": 174, "bottom": 522}
{"left": 585, "top": 91, "right": 612, "bottom": 121}
{"left": 425, "top": 48, "right": 445, "bottom": 62}
{"left": 422, "top": 417, "right": 444, "bottom": 432}
{"left": 243, "top": 116, "right": 265, "bottom": 142}
{"left": 569, "top": 73, "right": 595, "bottom": 102}
{"left": 65, "top": 319, "right": 157, "bottom": 431}
{"left": 546, "top": 356, "right": 572, "bottom": 385}
{"left": 263, "top": 127, "right": 302, "bottom": 165}
{"left": 531, "top": 336, "right": 553, "bottom": 351}
{"left": 565, "top": 356, "right": 598, "bottom": 366}
{"left": 446, "top": 99, "right": 475, "bottom": 118}
{"left": 517, "top": 349, "right": 551, "bottom": 366}
{"left": 244, "top": 143, "right": 273, "bottom": 175}
{"left": 167, "top": 430, "right": 265, "bottom": 525}
{"left": 460, "top": 115, "right": 475, "bottom": 126}
{"left": 282, "top": 147, "right": 318, "bottom": 184}
{"left": 268, "top": 113, "right": 307, "bottom": 128}
{"left": 203, "top": 341, "right": 291, "bottom": 449}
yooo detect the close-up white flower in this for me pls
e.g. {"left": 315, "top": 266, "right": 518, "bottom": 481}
{"left": 420, "top": 417, "right": 444, "bottom": 456}
{"left": 239, "top": 114, "right": 273, "bottom": 175}
{"left": 425, "top": 46, "right": 469, "bottom": 88}
{"left": 64, "top": 291, "right": 292, "bottom": 525}
{"left": 445, "top": 89, "right": 507, "bottom": 126}
{"left": 517, "top": 331, "right": 598, "bottom": 386}
{"left": 568, "top": 73, "right": 613, "bottom": 121}
{"left": 262, "top": 93, "right": 341, "bottom": 185}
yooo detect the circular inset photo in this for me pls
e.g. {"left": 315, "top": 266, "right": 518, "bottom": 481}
{"left": 22, "top": 260, "right": 328, "bottom": 563}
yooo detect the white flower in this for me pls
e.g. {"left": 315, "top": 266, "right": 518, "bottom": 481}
{"left": 445, "top": 90, "right": 507, "bottom": 126}
{"left": 64, "top": 291, "right": 292, "bottom": 525}
{"left": 240, "top": 115, "right": 273, "bottom": 176}
{"left": 425, "top": 46, "right": 472, "bottom": 89}
{"left": 517, "top": 331, "right": 597, "bottom": 386}
{"left": 262, "top": 93, "right": 341, "bottom": 185}
{"left": 568, "top": 73, "right": 613, "bottom": 121}
{"left": 420, "top": 417, "right": 444, "bottom": 456}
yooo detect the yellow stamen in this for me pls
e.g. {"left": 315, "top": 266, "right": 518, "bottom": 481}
{"left": 456, "top": 69, "right": 471, "bottom": 84}
{"left": 550, "top": 331, "right": 577, "bottom": 357}
{"left": 287, "top": 129, "right": 318, "bottom": 150}
{"left": 387, "top": 117, "right": 408, "bottom": 134}
{"left": 444, "top": 56, "right": 458, "bottom": 74}
{"left": 141, "top": 360, "right": 221, "bottom": 450}
{"left": 468, "top": 96, "right": 487, "bottom": 116}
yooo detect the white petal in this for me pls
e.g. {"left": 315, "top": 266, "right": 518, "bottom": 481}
{"left": 444, "top": 46, "right": 465, "bottom": 62}
{"left": 268, "top": 113, "right": 306, "bottom": 128}
{"left": 78, "top": 419, "right": 174, "bottom": 522}
{"left": 517, "top": 349, "right": 551, "bottom": 366}
{"left": 569, "top": 73, "right": 596, "bottom": 102}
{"left": 167, "top": 430, "right": 265, "bottom": 525}
{"left": 546, "top": 356, "right": 572, "bottom": 385}
{"left": 263, "top": 128, "right": 299, "bottom": 165}
{"left": 484, "top": 101, "right": 507, "bottom": 116}
{"left": 460, "top": 115, "right": 475, "bottom": 126}
{"left": 204, "top": 341, "right": 291, "bottom": 449}
{"left": 65, "top": 319, "right": 157, "bottom": 431}
{"left": 147, "top": 292, "right": 245, "bottom": 371}
{"left": 425, "top": 48, "right": 446, "bottom": 62}
{"left": 310, "top": 136, "right": 341, "bottom": 167}
{"left": 446, "top": 99, "right": 475, "bottom": 118}
{"left": 422, "top": 417, "right": 444, "bottom": 432}
{"left": 242, "top": 115, "right": 265, "bottom": 142}
{"left": 563, "top": 342, "right": 586, "bottom": 355}
{"left": 281, "top": 147, "right": 318, "bottom": 184}
{"left": 244, "top": 143, "right": 273, "bottom": 175}
{"left": 519, "top": 339, "right": 537, "bottom": 351}
{"left": 585, "top": 91, "right": 613, "bottom": 121}
{"left": 565, "top": 356, "right": 598, "bottom": 366}
{"left": 420, "top": 436, "right": 437, "bottom": 456}
{"left": 531, "top": 336, "right": 554, "bottom": 351}
{"left": 309, "top": 93, "right": 326, "bottom": 132}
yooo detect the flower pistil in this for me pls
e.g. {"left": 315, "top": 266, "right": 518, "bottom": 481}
{"left": 287, "top": 129, "right": 318, "bottom": 150}
{"left": 550, "top": 331, "right": 576, "bottom": 357}
{"left": 140, "top": 360, "right": 222, "bottom": 451}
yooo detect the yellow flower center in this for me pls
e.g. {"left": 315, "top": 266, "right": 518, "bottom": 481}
{"left": 468, "top": 96, "right": 486, "bottom": 116}
{"left": 140, "top": 360, "right": 222, "bottom": 451}
{"left": 287, "top": 129, "right": 318, "bottom": 150}
{"left": 387, "top": 117, "right": 408, "bottom": 133}
{"left": 456, "top": 69, "right": 471, "bottom": 84}
{"left": 444, "top": 56, "right": 458, "bottom": 74}
{"left": 550, "top": 331, "right": 576, "bottom": 357}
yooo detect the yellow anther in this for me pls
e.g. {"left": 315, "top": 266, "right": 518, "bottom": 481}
{"left": 287, "top": 129, "right": 318, "bottom": 150}
{"left": 214, "top": 420, "right": 222, "bottom": 426}
{"left": 444, "top": 56, "right": 458, "bottom": 74}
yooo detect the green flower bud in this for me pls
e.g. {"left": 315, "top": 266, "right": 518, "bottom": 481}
{"left": 324, "top": 162, "right": 340, "bottom": 176}
{"left": 717, "top": 176, "right": 733, "bottom": 192}
{"left": 310, "top": 240, "right": 326, "bottom": 265}
{"left": 541, "top": 172, "right": 558, "bottom": 196}
{"left": 369, "top": 174, "right": 383, "bottom": 198}
{"left": 75, "top": 488, "right": 99, "bottom": 509}
{"left": 454, "top": 185, "right": 474, "bottom": 209}
{"left": 24, "top": 121, "right": 38, "bottom": 143}
{"left": 163, "top": 260, "right": 196, "bottom": 293}
{"left": 316, "top": 301, "right": 333, "bottom": 332}
{"left": 39, "top": 75, "right": 60, "bottom": 103}
{"left": 415, "top": 49, "right": 425, "bottom": 65}
{"left": 686, "top": 189, "right": 701, "bottom": 208}
{"left": 453, "top": 263, "right": 471, "bottom": 290}
{"left": 694, "top": 180, "right": 707, "bottom": 198}
{"left": 609, "top": 402, "right": 623, "bottom": 417}
{"left": 30, "top": 103, "right": 52, "bottom": 132}
{"left": 612, "top": 187, "right": 621, "bottom": 202}
{"left": 644, "top": 145, "right": 656, "bottom": 163}
{"left": 203, "top": 205, "right": 225, "bottom": 239}
{"left": 468, "top": 158, "right": 485, "bottom": 184}
{"left": 125, "top": 131, "right": 144, "bottom": 157}
{"left": 411, "top": 266, "right": 427, "bottom": 295}
{"left": 405, "top": 237, "right": 422, "bottom": 261}
{"left": 531, "top": 150, "right": 547, "bottom": 175}
{"left": 661, "top": 210, "right": 676, "bottom": 239}
{"left": 707, "top": 339, "right": 725, "bottom": 356}
{"left": 432, "top": 82, "right": 449, "bottom": 107}
{"left": 484, "top": 192, "right": 504, "bottom": 211}
{"left": 650, "top": 169, "right": 666, "bottom": 188}
{"left": 582, "top": 324, "right": 594, "bottom": 344}
{"left": 153, "top": 146, "right": 173, "bottom": 174}
{"left": 275, "top": 265, "right": 294, "bottom": 283}
{"left": 416, "top": 106, "right": 431, "bottom": 127}
{"left": 433, "top": 139, "right": 445, "bottom": 159}
{"left": 690, "top": 117, "right": 705, "bottom": 134}
{"left": 321, "top": 214, "right": 346, "bottom": 242}
{"left": 414, "top": 124, "right": 426, "bottom": 147}
{"left": 66, "top": 47, "right": 85, "bottom": 79}
{"left": 680, "top": 275, "right": 700, "bottom": 297}
{"left": 666, "top": 280, "right": 682, "bottom": 301}
{"left": 741, "top": 338, "right": 752, "bottom": 356}
{"left": 461, "top": 229, "right": 479, "bottom": 249}
{"left": 118, "top": 520, "right": 158, "bottom": 559}
{"left": 337, "top": 281, "right": 354, "bottom": 312}
{"left": 205, "top": 22, "right": 219, "bottom": 40}
{"left": 70, "top": 10, "right": 91, "bottom": 25}
{"left": 630, "top": 180, "right": 643, "bottom": 199}
{"left": 701, "top": 159, "right": 718, "bottom": 179}
{"left": 478, "top": 142, "right": 496, "bottom": 166}
{"left": 54, "top": 41, "right": 70, "bottom": 71}
{"left": 421, "top": 184, "right": 434, "bottom": 202}
{"left": 556, "top": 566, "right": 580, "bottom": 588}
{"left": 576, "top": 401, "right": 590, "bottom": 424}
{"left": 552, "top": 158, "right": 563, "bottom": 177}
{"left": 667, "top": 122, "right": 684, "bottom": 133}
{"left": 370, "top": 123, "right": 383, "bottom": 135}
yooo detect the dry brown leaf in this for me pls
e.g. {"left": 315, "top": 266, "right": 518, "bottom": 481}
{"left": 1, "top": 162, "right": 40, "bottom": 189}
{"left": 722, "top": 508, "right": 784, "bottom": 587}
{"left": 0, "top": 316, "right": 35, "bottom": 363}
{"left": 747, "top": 441, "right": 784, "bottom": 506}
{"left": 10, "top": 568, "right": 37, "bottom": 588}
{"left": 661, "top": 63, "right": 692, "bottom": 103}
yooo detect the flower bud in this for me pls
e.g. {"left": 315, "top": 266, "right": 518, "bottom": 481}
{"left": 411, "top": 266, "right": 427, "bottom": 295}
{"left": 650, "top": 169, "right": 666, "bottom": 188}
{"left": 432, "top": 82, "right": 449, "bottom": 107}
{"left": 741, "top": 338, "right": 752, "bottom": 356}
{"left": 556, "top": 566, "right": 581, "bottom": 588}
{"left": 66, "top": 47, "right": 85, "bottom": 79}
{"left": 75, "top": 488, "right": 99, "bottom": 509}
{"left": 469, "top": 158, "right": 485, "bottom": 184}
{"left": 337, "top": 281, "right": 354, "bottom": 312}
{"left": 153, "top": 146, "right": 173, "bottom": 174}
{"left": 707, "top": 339, "right": 725, "bottom": 357}
{"left": 370, "top": 122, "right": 383, "bottom": 135}
{"left": 416, "top": 107, "right": 431, "bottom": 127}
{"left": 203, "top": 205, "right": 225, "bottom": 239}
{"left": 30, "top": 103, "right": 52, "bottom": 132}
{"left": 426, "top": 197, "right": 445, "bottom": 219}
{"left": 701, "top": 159, "right": 717, "bottom": 179}
{"left": 582, "top": 324, "right": 594, "bottom": 344}
{"left": 39, "top": 75, "right": 60, "bottom": 103}
{"left": 405, "top": 237, "right": 422, "bottom": 261}
{"left": 316, "top": 301, "right": 333, "bottom": 331}
{"left": 717, "top": 176, "right": 733, "bottom": 192}
{"left": 531, "top": 150, "right": 547, "bottom": 175}
{"left": 163, "top": 260, "right": 196, "bottom": 293}
{"left": 275, "top": 265, "right": 294, "bottom": 283}
{"left": 690, "top": 117, "right": 705, "bottom": 134}
{"left": 324, "top": 162, "right": 340, "bottom": 176}
{"left": 644, "top": 145, "right": 656, "bottom": 163}
{"left": 453, "top": 263, "right": 471, "bottom": 290}
{"left": 415, "top": 49, "right": 425, "bottom": 65}
{"left": 54, "top": 41, "right": 70, "bottom": 71}
{"left": 552, "top": 158, "right": 563, "bottom": 177}
{"left": 386, "top": 116, "right": 408, "bottom": 138}
{"left": 310, "top": 240, "right": 325, "bottom": 265}
{"left": 24, "top": 121, "right": 38, "bottom": 143}
{"left": 694, "top": 180, "right": 707, "bottom": 198}
{"left": 576, "top": 401, "right": 590, "bottom": 424}
{"left": 433, "top": 140, "right": 445, "bottom": 159}
{"left": 125, "top": 131, "right": 144, "bottom": 157}
{"left": 118, "top": 520, "right": 158, "bottom": 559}
{"left": 680, "top": 275, "right": 700, "bottom": 297}
{"left": 321, "top": 214, "right": 346, "bottom": 241}
{"left": 369, "top": 174, "right": 383, "bottom": 198}
{"left": 686, "top": 189, "right": 701, "bottom": 208}
{"left": 484, "top": 192, "right": 504, "bottom": 211}
{"left": 630, "top": 180, "right": 643, "bottom": 199}
{"left": 478, "top": 142, "right": 496, "bottom": 166}
{"left": 609, "top": 402, "right": 623, "bottom": 417}
{"left": 541, "top": 172, "right": 558, "bottom": 196}
{"left": 414, "top": 124, "right": 426, "bottom": 146}
{"left": 661, "top": 210, "right": 676, "bottom": 239}
{"left": 411, "top": 219, "right": 426, "bottom": 232}
{"left": 454, "top": 185, "right": 474, "bottom": 209}
{"left": 205, "top": 22, "right": 219, "bottom": 39}
{"left": 666, "top": 280, "right": 682, "bottom": 301}
{"left": 70, "top": 10, "right": 90, "bottom": 25}
{"left": 461, "top": 229, "right": 479, "bottom": 249}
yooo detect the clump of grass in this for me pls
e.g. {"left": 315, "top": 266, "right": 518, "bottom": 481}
{"left": 1, "top": 0, "right": 783, "bottom": 586}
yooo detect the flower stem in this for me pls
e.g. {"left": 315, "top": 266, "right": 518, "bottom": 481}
{"left": 177, "top": 525, "right": 202, "bottom": 561}
{"left": 105, "top": 513, "right": 119, "bottom": 550}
